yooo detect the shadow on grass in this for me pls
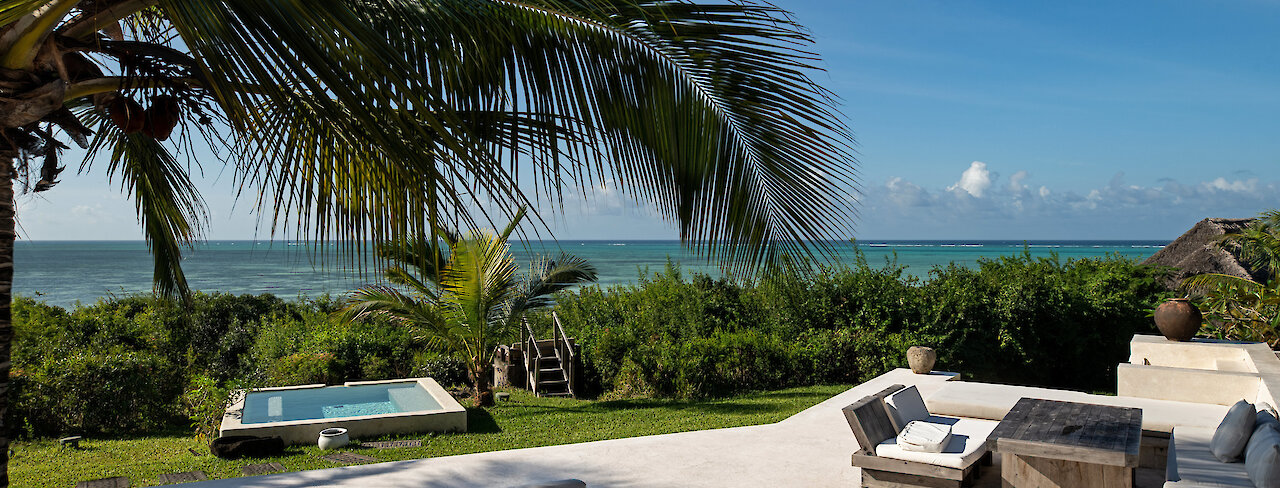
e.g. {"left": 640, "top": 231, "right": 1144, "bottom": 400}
{"left": 493, "top": 388, "right": 836, "bottom": 420}
{"left": 466, "top": 407, "right": 502, "bottom": 434}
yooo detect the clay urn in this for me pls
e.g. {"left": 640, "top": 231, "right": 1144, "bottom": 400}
{"left": 1153, "top": 298, "right": 1202, "bottom": 342}
{"left": 907, "top": 346, "right": 936, "bottom": 374}
{"left": 317, "top": 427, "right": 349, "bottom": 450}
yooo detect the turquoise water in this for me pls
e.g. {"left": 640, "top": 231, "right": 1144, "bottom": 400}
{"left": 241, "top": 382, "right": 441, "bottom": 424}
{"left": 321, "top": 401, "right": 397, "bottom": 419}
{"left": 15, "top": 240, "right": 1166, "bottom": 307}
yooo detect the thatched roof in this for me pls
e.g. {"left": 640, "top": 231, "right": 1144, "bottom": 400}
{"left": 1144, "top": 218, "right": 1264, "bottom": 289}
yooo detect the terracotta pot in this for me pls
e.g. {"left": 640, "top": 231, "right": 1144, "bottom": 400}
{"left": 907, "top": 346, "right": 936, "bottom": 374}
{"left": 1154, "top": 298, "right": 1202, "bottom": 342}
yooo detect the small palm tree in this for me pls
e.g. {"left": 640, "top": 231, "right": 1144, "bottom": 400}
{"left": 339, "top": 208, "right": 597, "bottom": 406}
{"left": 1183, "top": 209, "right": 1280, "bottom": 347}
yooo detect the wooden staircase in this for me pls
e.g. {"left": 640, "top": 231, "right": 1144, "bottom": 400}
{"left": 520, "top": 313, "right": 578, "bottom": 398}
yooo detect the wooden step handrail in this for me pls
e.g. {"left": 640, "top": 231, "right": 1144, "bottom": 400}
{"left": 552, "top": 311, "right": 576, "bottom": 398}
{"left": 521, "top": 316, "right": 542, "bottom": 395}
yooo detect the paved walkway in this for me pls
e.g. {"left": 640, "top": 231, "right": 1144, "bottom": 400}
{"left": 189, "top": 369, "right": 958, "bottom": 487}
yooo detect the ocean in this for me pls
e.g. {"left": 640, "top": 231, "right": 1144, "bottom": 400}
{"left": 15, "top": 240, "right": 1167, "bottom": 308}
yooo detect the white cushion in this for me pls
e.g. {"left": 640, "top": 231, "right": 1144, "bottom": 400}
{"left": 875, "top": 417, "right": 997, "bottom": 469}
{"left": 1168, "top": 426, "right": 1254, "bottom": 487}
{"left": 897, "top": 421, "right": 952, "bottom": 453}
{"left": 884, "top": 385, "right": 930, "bottom": 431}
{"left": 925, "top": 381, "right": 1229, "bottom": 434}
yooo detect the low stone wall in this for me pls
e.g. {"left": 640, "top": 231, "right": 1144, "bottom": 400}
{"left": 1120, "top": 334, "right": 1280, "bottom": 408}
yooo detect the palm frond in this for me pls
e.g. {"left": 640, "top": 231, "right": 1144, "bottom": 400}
{"left": 376, "top": 240, "right": 450, "bottom": 288}
{"left": 154, "top": 0, "right": 856, "bottom": 274}
{"left": 340, "top": 284, "right": 459, "bottom": 352}
{"left": 513, "top": 252, "right": 598, "bottom": 314}
{"left": 0, "top": 0, "right": 48, "bottom": 27}
{"left": 382, "top": 265, "right": 438, "bottom": 301}
{"left": 89, "top": 123, "right": 206, "bottom": 299}
{"left": 1182, "top": 273, "right": 1264, "bottom": 297}
{"left": 441, "top": 231, "right": 518, "bottom": 332}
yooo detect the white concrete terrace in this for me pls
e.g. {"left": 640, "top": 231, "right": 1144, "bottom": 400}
{"left": 186, "top": 335, "right": 1279, "bottom": 487}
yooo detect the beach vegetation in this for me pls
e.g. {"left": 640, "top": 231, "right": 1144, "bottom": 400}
{"left": 547, "top": 252, "right": 1169, "bottom": 399}
{"left": 338, "top": 208, "right": 598, "bottom": 406}
{"left": 1183, "top": 209, "right": 1280, "bottom": 347}
{"left": 9, "top": 253, "right": 1167, "bottom": 439}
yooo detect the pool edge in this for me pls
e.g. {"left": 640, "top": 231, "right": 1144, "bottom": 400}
{"left": 219, "top": 377, "right": 467, "bottom": 446}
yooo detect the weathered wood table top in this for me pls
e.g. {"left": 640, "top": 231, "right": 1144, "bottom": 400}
{"left": 987, "top": 398, "right": 1143, "bottom": 468}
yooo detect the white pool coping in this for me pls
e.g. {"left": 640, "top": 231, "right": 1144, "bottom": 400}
{"left": 219, "top": 377, "right": 467, "bottom": 446}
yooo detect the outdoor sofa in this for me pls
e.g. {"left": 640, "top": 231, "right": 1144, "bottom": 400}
{"left": 923, "top": 380, "right": 1230, "bottom": 468}
{"left": 1163, "top": 401, "right": 1280, "bottom": 488}
{"left": 1165, "top": 426, "right": 1256, "bottom": 487}
{"left": 843, "top": 384, "right": 996, "bottom": 487}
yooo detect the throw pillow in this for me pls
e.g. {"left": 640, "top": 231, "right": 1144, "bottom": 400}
{"left": 1259, "top": 409, "right": 1280, "bottom": 432}
{"left": 1245, "top": 426, "right": 1280, "bottom": 488}
{"left": 883, "top": 386, "right": 930, "bottom": 432}
{"left": 1211, "top": 399, "right": 1256, "bottom": 462}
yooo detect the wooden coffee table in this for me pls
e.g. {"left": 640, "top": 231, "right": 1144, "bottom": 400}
{"left": 987, "top": 398, "right": 1142, "bottom": 488}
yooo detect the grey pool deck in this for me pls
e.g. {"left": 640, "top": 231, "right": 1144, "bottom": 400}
{"left": 188, "top": 368, "right": 953, "bottom": 487}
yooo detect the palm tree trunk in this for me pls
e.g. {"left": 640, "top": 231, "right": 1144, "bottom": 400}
{"left": 470, "top": 359, "right": 494, "bottom": 407}
{"left": 0, "top": 148, "right": 17, "bottom": 487}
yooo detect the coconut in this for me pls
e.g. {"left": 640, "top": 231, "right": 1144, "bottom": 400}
{"left": 142, "top": 95, "right": 181, "bottom": 141}
{"left": 107, "top": 96, "right": 145, "bottom": 134}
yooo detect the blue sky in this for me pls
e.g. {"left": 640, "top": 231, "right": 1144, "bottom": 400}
{"left": 17, "top": 0, "right": 1280, "bottom": 241}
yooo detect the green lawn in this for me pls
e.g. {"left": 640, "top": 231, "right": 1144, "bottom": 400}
{"left": 12, "top": 385, "right": 850, "bottom": 487}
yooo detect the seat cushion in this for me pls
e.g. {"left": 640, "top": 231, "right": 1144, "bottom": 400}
{"left": 875, "top": 417, "right": 997, "bottom": 469}
{"left": 925, "top": 381, "right": 1230, "bottom": 434}
{"left": 897, "top": 420, "right": 952, "bottom": 453}
{"left": 1168, "top": 426, "right": 1255, "bottom": 488}
{"left": 1245, "top": 426, "right": 1280, "bottom": 488}
{"left": 1211, "top": 399, "right": 1256, "bottom": 462}
{"left": 884, "top": 385, "right": 930, "bottom": 431}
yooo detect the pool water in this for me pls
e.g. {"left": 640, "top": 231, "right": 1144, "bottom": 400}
{"left": 242, "top": 381, "right": 443, "bottom": 424}
{"left": 322, "top": 401, "right": 398, "bottom": 418}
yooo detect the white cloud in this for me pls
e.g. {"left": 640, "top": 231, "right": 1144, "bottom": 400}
{"left": 1205, "top": 177, "right": 1257, "bottom": 193}
{"left": 861, "top": 167, "right": 1278, "bottom": 239}
{"left": 1009, "top": 170, "right": 1030, "bottom": 193}
{"left": 886, "top": 177, "right": 932, "bottom": 207}
{"left": 948, "top": 161, "right": 993, "bottom": 197}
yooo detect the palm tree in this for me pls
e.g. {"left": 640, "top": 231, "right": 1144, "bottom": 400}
{"left": 0, "top": 0, "right": 857, "bottom": 483}
{"left": 1183, "top": 210, "right": 1280, "bottom": 346}
{"left": 340, "top": 208, "right": 597, "bottom": 406}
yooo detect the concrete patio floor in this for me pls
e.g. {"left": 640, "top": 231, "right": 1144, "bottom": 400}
{"left": 187, "top": 369, "right": 1163, "bottom": 487}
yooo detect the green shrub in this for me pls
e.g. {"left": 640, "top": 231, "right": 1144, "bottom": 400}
{"left": 411, "top": 351, "right": 469, "bottom": 387}
{"left": 10, "top": 293, "right": 429, "bottom": 438}
{"left": 181, "top": 374, "right": 237, "bottom": 441}
{"left": 12, "top": 350, "right": 183, "bottom": 436}
{"left": 264, "top": 352, "right": 343, "bottom": 385}
{"left": 555, "top": 253, "right": 1166, "bottom": 399}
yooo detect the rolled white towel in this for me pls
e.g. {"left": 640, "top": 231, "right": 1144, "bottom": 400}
{"left": 897, "top": 420, "right": 952, "bottom": 453}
